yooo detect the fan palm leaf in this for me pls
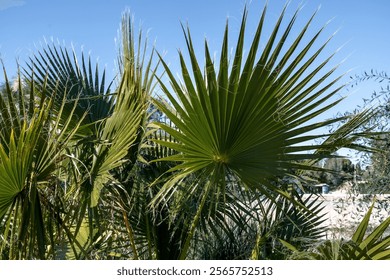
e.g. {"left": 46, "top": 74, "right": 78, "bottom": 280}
{"left": 20, "top": 11, "right": 159, "bottom": 258}
{"left": 26, "top": 41, "right": 114, "bottom": 141}
{"left": 59, "top": 11, "right": 161, "bottom": 259}
{"left": 251, "top": 194, "right": 328, "bottom": 259}
{"left": 0, "top": 67, "right": 86, "bottom": 259}
{"left": 151, "top": 4, "right": 376, "bottom": 259}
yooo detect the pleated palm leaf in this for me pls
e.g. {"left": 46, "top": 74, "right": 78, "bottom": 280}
{"left": 67, "top": 12, "right": 160, "bottom": 259}
{"left": 0, "top": 68, "right": 86, "bottom": 259}
{"left": 24, "top": 45, "right": 117, "bottom": 257}
{"left": 251, "top": 194, "right": 327, "bottom": 259}
{"left": 152, "top": 5, "right": 377, "bottom": 259}
{"left": 26, "top": 42, "right": 113, "bottom": 136}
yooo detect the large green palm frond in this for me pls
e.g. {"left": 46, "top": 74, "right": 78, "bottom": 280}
{"left": 87, "top": 69, "right": 147, "bottom": 207}
{"left": 152, "top": 4, "right": 376, "bottom": 258}
{"left": 17, "top": 11, "right": 159, "bottom": 258}
{"left": 0, "top": 67, "right": 86, "bottom": 259}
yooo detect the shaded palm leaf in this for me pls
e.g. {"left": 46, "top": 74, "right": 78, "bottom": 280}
{"left": 251, "top": 194, "right": 327, "bottom": 259}
{"left": 60, "top": 10, "right": 161, "bottom": 259}
{"left": 87, "top": 10, "right": 159, "bottom": 207}
{"left": 26, "top": 42, "right": 113, "bottom": 138}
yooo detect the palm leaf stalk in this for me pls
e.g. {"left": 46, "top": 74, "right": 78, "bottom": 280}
{"left": 151, "top": 4, "right": 377, "bottom": 259}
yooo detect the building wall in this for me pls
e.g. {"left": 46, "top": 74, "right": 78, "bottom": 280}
{"left": 304, "top": 194, "right": 390, "bottom": 239}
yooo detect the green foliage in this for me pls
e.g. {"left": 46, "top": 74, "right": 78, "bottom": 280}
{"left": 287, "top": 199, "right": 390, "bottom": 259}
{"left": 0, "top": 4, "right": 385, "bottom": 260}
{"left": 0, "top": 66, "right": 86, "bottom": 259}
{"left": 151, "top": 4, "right": 376, "bottom": 258}
{"left": 251, "top": 194, "right": 327, "bottom": 259}
{"left": 348, "top": 70, "right": 390, "bottom": 193}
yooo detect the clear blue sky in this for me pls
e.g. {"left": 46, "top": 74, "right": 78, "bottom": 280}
{"left": 1, "top": 0, "right": 389, "bottom": 115}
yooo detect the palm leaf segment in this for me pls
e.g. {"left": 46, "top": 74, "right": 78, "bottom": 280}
{"left": 153, "top": 6, "right": 373, "bottom": 210}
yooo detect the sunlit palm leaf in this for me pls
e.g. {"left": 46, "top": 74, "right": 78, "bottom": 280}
{"left": 56, "top": 11, "right": 162, "bottom": 260}
{"left": 152, "top": 4, "right": 375, "bottom": 258}
{"left": 0, "top": 69, "right": 86, "bottom": 259}
{"left": 87, "top": 10, "right": 159, "bottom": 207}
{"left": 88, "top": 71, "right": 146, "bottom": 207}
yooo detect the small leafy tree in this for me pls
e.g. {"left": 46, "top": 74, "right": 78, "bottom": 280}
{"left": 349, "top": 70, "right": 390, "bottom": 193}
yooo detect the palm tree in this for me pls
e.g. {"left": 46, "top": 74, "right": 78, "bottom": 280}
{"left": 0, "top": 9, "right": 158, "bottom": 259}
{"left": 0, "top": 3, "right": 382, "bottom": 259}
